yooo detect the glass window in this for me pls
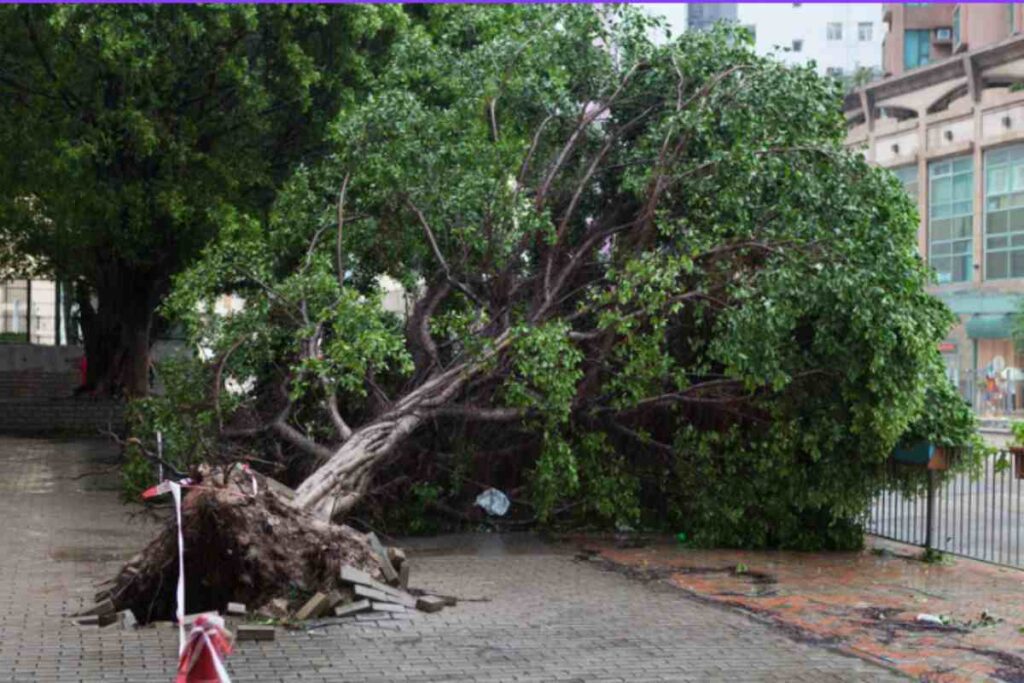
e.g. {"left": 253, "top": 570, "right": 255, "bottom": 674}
{"left": 858, "top": 22, "right": 873, "bottom": 42}
{"left": 953, "top": 7, "right": 961, "bottom": 47}
{"left": 792, "top": 39, "right": 803, "bottom": 52}
{"left": 893, "top": 165, "right": 919, "bottom": 203}
{"left": 904, "top": 29, "right": 931, "bottom": 70}
{"left": 827, "top": 22, "right": 843, "bottom": 41}
{"left": 929, "top": 156, "right": 973, "bottom": 283}
{"left": 985, "top": 145, "right": 1024, "bottom": 279}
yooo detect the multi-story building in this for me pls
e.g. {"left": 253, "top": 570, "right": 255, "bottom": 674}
{"left": 883, "top": 3, "right": 1023, "bottom": 77}
{"left": 741, "top": 4, "right": 883, "bottom": 81}
{"left": 672, "top": 3, "right": 883, "bottom": 80}
{"left": 845, "top": 30, "right": 1024, "bottom": 416}
{"left": 685, "top": 3, "right": 738, "bottom": 33}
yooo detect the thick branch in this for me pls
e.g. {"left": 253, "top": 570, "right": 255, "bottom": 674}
{"left": 336, "top": 173, "right": 350, "bottom": 289}
{"left": 406, "top": 200, "right": 484, "bottom": 307}
{"left": 429, "top": 405, "right": 525, "bottom": 422}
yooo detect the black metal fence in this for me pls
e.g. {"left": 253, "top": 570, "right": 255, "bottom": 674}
{"left": 867, "top": 450, "right": 1024, "bottom": 568}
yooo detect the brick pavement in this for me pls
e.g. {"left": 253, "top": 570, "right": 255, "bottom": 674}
{"left": 0, "top": 437, "right": 902, "bottom": 682}
{"left": 598, "top": 540, "right": 1024, "bottom": 682}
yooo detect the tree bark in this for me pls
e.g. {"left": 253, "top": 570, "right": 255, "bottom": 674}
{"left": 294, "top": 336, "right": 509, "bottom": 519}
{"left": 76, "top": 262, "right": 161, "bottom": 398}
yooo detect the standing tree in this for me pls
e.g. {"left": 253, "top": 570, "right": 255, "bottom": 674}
{"left": 107, "top": 7, "right": 971, "bottom": 616}
{"left": 0, "top": 4, "right": 404, "bottom": 395}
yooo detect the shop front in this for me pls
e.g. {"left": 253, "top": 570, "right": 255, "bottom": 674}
{"left": 939, "top": 291, "right": 1024, "bottom": 417}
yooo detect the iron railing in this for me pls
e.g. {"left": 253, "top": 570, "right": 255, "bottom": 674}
{"left": 867, "top": 450, "right": 1024, "bottom": 568}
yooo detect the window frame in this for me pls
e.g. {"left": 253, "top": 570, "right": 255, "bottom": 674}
{"left": 827, "top": 22, "right": 843, "bottom": 41}
{"left": 893, "top": 164, "right": 919, "bottom": 204}
{"left": 953, "top": 7, "right": 961, "bottom": 48}
{"left": 928, "top": 156, "right": 974, "bottom": 284}
{"left": 858, "top": 22, "right": 873, "bottom": 42}
{"left": 984, "top": 144, "right": 1024, "bottom": 280}
{"left": 904, "top": 29, "right": 931, "bottom": 70}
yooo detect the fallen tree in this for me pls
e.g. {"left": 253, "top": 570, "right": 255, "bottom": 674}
{"left": 108, "top": 7, "right": 976, "bottom": 617}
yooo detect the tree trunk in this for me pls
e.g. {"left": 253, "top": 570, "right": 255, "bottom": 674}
{"left": 294, "top": 411, "right": 426, "bottom": 519}
{"left": 293, "top": 346, "right": 503, "bottom": 519}
{"left": 76, "top": 262, "right": 161, "bottom": 398}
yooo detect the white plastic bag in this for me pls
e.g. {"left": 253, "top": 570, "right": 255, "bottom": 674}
{"left": 475, "top": 488, "right": 510, "bottom": 516}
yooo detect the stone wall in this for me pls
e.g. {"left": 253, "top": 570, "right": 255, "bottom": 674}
{"left": 0, "top": 398, "right": 124, "bottom": 436}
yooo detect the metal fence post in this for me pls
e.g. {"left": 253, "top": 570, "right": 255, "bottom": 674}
{"left": 925, "top": 469, "right": 936, "bottom": 552}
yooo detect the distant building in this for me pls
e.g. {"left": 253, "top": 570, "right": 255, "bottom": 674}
{"left": 740, "top": 4, "right": 883, "bottom": 81}
{"left": 845, "top": 33, "right": 1024, "bottom": 416}
{"left": 883, "top": 3, "right": 1022, "bottom": 78}
{"left": 0, "top": 280, "right": 66, "bottom": 345}
{"left": 686, "top": 4, "right": 738, "bottom": 33}
{"left": 657, "top": 4, "right": 884, "bottom": 81}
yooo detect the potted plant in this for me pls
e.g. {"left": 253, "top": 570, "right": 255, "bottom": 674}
{"left": 1009, "top": 422, "right": 1024, "bottom": 479}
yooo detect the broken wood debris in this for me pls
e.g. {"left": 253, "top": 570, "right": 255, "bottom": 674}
{"left": 237, "top": 624, "right": 275, "bottom": 641}
{"left": 294, "top": 592, "right": 332, "bottom": 621}
{"left": 415, "top": 595, "right": 446, "bottom": 613}
{"left": 366, "top": 533, "right": 400, "bottom": 585}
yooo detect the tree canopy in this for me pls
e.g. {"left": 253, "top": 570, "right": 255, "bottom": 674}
{"left": 0, "top": 4, "right": 405, "bottom": 394}
{"left": 120, "top": 6, "right": 970, "bottom": 549}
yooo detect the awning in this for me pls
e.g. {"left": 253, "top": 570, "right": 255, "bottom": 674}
{"left": 965, "top": 314, "right": 1016, "bottom": 340}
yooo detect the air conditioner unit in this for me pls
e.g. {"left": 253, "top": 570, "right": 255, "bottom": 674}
{"left": 935, "top": 27, "right": 952, "bottom": 42}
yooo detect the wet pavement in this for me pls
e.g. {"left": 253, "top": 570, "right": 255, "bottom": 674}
{"left": 598, "top": 538, "right": 1024, "bottom": 682}
{"left": 0, "top": 436, "right": 901, "bottom": 682}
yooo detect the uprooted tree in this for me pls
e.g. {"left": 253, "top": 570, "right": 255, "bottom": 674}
{"left": 109, "top": 6, "right": 977, "bottom": 617}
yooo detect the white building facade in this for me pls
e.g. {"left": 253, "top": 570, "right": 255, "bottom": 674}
{"left": 647, "top": 3, "right": 884, "bottom": 80}
{"left": 739, "top": 4, "right": 883, "bottom": 79}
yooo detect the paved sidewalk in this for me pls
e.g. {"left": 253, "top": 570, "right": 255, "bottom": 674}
{"left": 0, "top": 437, "right": 901, "bottom": 682}
{"left": 598, "top": 539, "right": 1024, "bottom": 682}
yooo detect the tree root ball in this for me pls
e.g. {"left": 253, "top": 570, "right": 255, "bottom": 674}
{"left": 106, "top": 467, "right": 389, "bottom": 624}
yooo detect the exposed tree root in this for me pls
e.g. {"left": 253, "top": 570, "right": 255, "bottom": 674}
{"left": 105, "top": 467, "right": 391, "bottom": 623}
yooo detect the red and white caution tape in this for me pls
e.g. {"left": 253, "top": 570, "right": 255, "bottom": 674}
{"left": 170, "top": 480, "right": 186, "bottom": 654}
{"left": 175, "top": 614, "right": 233, "bottom": 683}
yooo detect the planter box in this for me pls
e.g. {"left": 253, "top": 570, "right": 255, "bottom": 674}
{"left": 1010, "top": 446, "right": 1024, "bottom": 480}
{"left": 892, "top": 441, "right": 934, "bottom": 466}
{"left": 928, "top": 447, "right": 950, "bottom": 471}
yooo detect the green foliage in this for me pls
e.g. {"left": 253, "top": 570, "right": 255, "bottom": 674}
{"left": 381, "top": 482, "right": 443, "bottom": 536}
{"left": 1012, "top": 420, "right": 1024, "bottom": 448}
{"left": 0, "top": 6, "right": 407, "bottom": 391}
{"left": 122, "top": 356, "right": 216, "bottom": 500}
{"left": 145, "top": 7, "right": 976, "bottom": 550}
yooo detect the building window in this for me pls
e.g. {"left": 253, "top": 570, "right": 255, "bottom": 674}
{"left": 893, "top": 165, "right": 919, "bottom": 204}
{"left": 985, "top": 145, "right": 1024, "bottom": 279}
{"left": 858, "top": 22, "right": 873, "bottom": 42}
{"left": 904, "top": 29, "right": 931, "bottom": 70}
{"left": 929, "top": 156, "right": 974, "bottom": 283}
{"left": 827, "top": 22, "right": 843, "bottom": 41}
{"left": 825, "top": 66, "right": 844, "bottom": 78}
{"left": 792, "top": 39, "right": 803, "bottom": 52}
{"left": 953, "top": 7, "right": 961, "bottom": 48}
{"left": 792, "top": 3, "right": 802, "bottom": 6}
{"left": 742, "top": 24, "right": 756, "bottom": 42}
